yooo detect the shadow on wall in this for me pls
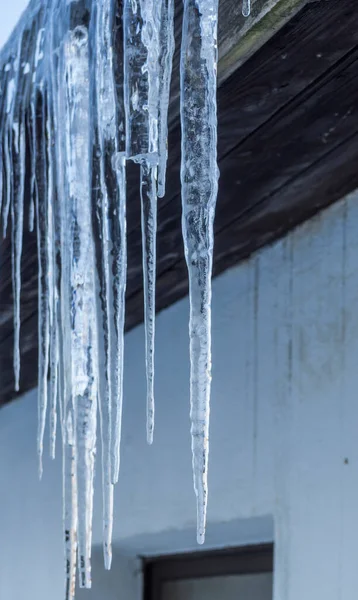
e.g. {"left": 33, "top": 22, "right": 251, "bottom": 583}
{"left": 78, "top": 546, "right": 142, "bottom": 600}
{"left": 78, "top": 515, "right": 273, "bottom": 599}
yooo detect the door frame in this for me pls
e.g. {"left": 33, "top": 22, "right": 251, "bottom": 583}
{"left": 143, "top": 543, "right": 274, "bottom": 600}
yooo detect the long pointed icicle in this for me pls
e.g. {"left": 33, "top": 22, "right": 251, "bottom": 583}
{"left": 48, "top": 1, "right": 81, "bottom": 589}
{"left": 140, "top": 162, "right": 157, "bottom": 444}
{"left": 110, "top": 0, "right": 128, "bottom": 487}
{"left": 180, "top": 0, "right": 219, "bottom": 544}
{"left": 140, "top": 0, "right": 161, "bottom": 444}
{"left": 92, "top": 0, "right": 128, "bottom": 566}
{"left": 35, "top": 88, "right": 50, "bottom": 480}
{"left": 11, "top": 121, "right": 25, "bottom": 392}
{"left": 10, "top": 24, "right": 33, "bottom": 391}
{"left": 48, "top": 110, "right": 59, "bottom": 461}
{"left": 62, "top": 16, "right": 99, "bottom": 588}
{"left": 111, "top": 153, "right": 127, "bottom": 483}
{"left": 124, "top": 0, "right": 163, "bottom": 443}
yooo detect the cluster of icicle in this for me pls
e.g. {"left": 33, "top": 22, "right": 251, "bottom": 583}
{"left": 0, "top": 0, "right": 251, "bottom": 597}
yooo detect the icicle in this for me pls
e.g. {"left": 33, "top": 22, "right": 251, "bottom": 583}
{"left": 140, "top": 161, "right": 157, "bottom": 444}
{"left": 92, "top": 0, "right": 128, "bottom": 565}
{"left": 35, "top": 87, "right": 50, "bottom": 480}
{"left": 157, "top": 0, "right": 175, "bottom": 198}
{"left": 47, "top": 109, "right": 59, "bottom": 460}
{"left": 10, "top": 22, "right": 35, "bottom": 391}
{"left": 124, "top": 0, "right": 163, "bottom": 442}
{"left": 111, "top": 153, "right": 127, "bottom": 484}
{"left": 62, "top": 17, "right": 99, "bottom": 588}
{"left": 180, "top": 0, "right": 219, "bottom": 544}
{"left": 106, "top": 0, "right": 128, "bottom": 488}
{"left": 11, "top": 121, "right": 25, "bottom": 392}
{"left": 242, "top": 0, "right": 251, "bottom": 17}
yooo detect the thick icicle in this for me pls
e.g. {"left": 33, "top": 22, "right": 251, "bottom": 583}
{"left": 62, "top": 16, "right": 99, "bottom": 588}
{"left": 180, "top": 0, "right": 219, "bottom": 544}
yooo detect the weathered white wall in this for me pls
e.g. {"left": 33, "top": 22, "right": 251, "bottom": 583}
{"left": 1, "top": 191, "right": 358, "bottom": 599}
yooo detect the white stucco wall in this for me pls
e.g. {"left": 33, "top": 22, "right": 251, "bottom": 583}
{"left": 1, "top": 191, "right": 358, "bottom": 599}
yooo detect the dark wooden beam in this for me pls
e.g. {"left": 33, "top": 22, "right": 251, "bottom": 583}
{"left": 1, "top": 0, "right": 358, "bottom": 405}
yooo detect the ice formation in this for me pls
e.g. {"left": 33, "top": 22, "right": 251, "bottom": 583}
{"left": 0, "top": 0, "right": 250, "bottom": 595}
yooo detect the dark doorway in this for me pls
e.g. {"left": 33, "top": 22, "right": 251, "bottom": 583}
{"left": 143, "top": 543, "right": 273, "bottom": 600}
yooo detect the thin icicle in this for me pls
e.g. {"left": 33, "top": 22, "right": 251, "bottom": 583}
{"left": 92, "top": 0, "right": 128, "bottom": 566}
{"left": 10, "top": 24, "right": 36, "bottom": 389}
{"left": 106, "top": 0, "right": 128, "bottom": 488}
{"left": 157, "top": 0, "right": 175, "bottom": 198}
{"left": 48, "top": 110, "right": 59, "bottom": 459}
{"left": 35, "top": 88, "right": 50, "bottom": 480}
{"left": 140, "top": 162, "right": 157, "bottom": 445}
{"left": 11, "top": 121, "right": 25, "bottom": 391}
{"left": 180, "top": 0, "right": 219, "bottom": 544}
{"left": 111, "top": 153, "right": 127, "bottom": 485}
{"left": 124, "top": 0, "right": 162, "bottom": 441}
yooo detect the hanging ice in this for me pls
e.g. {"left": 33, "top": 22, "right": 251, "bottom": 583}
{"left": 180, "top": 0, "right": 219, "bottom": 544}
{"left": 0, "top": 0, "right": 258, "bottom": 591}
{"left": 92, "top": 0, "right": 127, "bottom": 567}
{"left": 123, "top": 0, "right": 173, "bottom": 443}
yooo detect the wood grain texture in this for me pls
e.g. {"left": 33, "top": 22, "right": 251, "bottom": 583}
{"left": 1, "top": 0, "right": 358, "bottom": 404}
